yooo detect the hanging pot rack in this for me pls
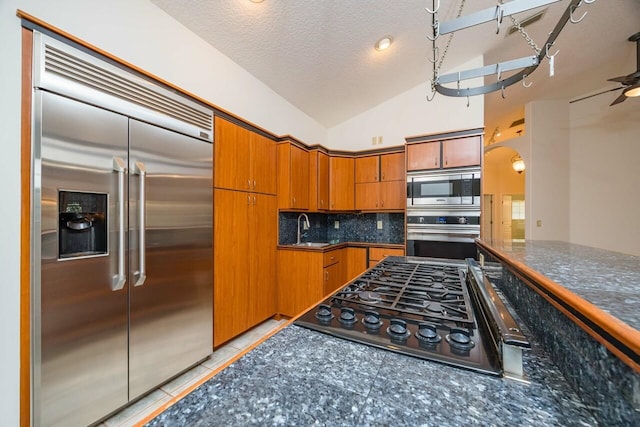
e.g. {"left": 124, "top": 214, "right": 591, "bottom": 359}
{"left": 426, "top": 0, "right": 596, "bottom": 101}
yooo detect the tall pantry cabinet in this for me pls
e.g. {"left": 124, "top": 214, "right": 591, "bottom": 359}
{"left": 213, "top": 117, "right": 277, "bottom": 347}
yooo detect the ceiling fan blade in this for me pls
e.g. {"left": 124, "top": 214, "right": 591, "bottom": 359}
{"left": 610, "top": 92, "right": 628, "bottom": 106}
{"left": 607, "top": 76, "right": 633, "bottom": 84}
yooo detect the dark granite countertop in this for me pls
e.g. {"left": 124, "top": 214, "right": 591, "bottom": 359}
{"left": 477, "top": 240, "right": 640, "bottom": 330}
{"left": 147, "top": 318, "right": 597, "bottom": 426}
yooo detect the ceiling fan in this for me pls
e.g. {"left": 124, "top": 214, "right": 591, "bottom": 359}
{"left": 570, "top": 32, "right": 640, "bottom": 105}
{"left": 607, "top": 32, "right": 640, "bottom": 106}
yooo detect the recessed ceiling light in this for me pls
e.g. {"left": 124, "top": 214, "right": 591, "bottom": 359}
{"left": 249, "top": 0, "right": 264, "bottom": 3}
{"left": 375, "top": 36, "right": 393, "bottom": 51}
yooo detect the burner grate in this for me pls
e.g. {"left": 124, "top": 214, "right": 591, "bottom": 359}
{"left": 332, "top": 259, "right": 474, "bottom": 325}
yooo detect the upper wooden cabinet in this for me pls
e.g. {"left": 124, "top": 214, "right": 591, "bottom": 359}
{"left": 442, "top": 136, "right": 481, "bottom": 169}
{"left": 407, "top": 141, "right": 440, "bottom": 171}
{"left": 309, "top": 150, "right": 329, "bottom": 211}
{"left": 355, "top": 153, "right": 405, "bottom": 183}
{"left": 355, "top": 156, "right": 379, "bottom": 183}
{"left": 354, "top": 152, "right": 405, "bottom": 211}
{"left": 380, "top": 152, "right": 405, "bottom": 181}
{"left": 214, "top": 116, "right": 276, "bottom": 194}
{"left": 329, "top": 157, "right": 355, "bottom": 211}
{"left": 407, "top": 136, "right": 481, "bottom": 171}
{"left": 277, "top": 142, "right": 310, "bottom": 209}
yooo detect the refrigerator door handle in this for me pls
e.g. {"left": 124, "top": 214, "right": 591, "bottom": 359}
{"left": 112, "top": 157, "right": 127, "bottom": 291}
{"left": 133, "top": 161, "right": 147, "bottom": 287}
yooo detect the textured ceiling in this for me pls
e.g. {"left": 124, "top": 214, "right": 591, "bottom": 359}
{"left": 150, "top": 0, "right": 640, "bottom": 133}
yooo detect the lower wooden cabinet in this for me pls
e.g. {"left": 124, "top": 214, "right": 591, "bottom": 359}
{"left": 277, "top": 247, "right": 367, "bottom": 317}
{"left": 214, "top": 189, "right": 277, "bottom": 347}
{"left": 368, "top": 246, "right": 405, "bottom": 268}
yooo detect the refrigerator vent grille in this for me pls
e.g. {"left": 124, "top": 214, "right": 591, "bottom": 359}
{"left": 44, "top": 44, "right": 212, "bottom": 132}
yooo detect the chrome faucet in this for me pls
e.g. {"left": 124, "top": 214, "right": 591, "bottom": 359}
{"left": 297, "top": 213, "right": 310, "bottom": 244}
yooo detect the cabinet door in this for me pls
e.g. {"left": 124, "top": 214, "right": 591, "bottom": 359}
{"left": 277, "top": 251, "right": 323, "bottom": 317}
{"left": 355, "top": 182, "right": 380, "bottom": 210}
{"left": 249, "top": 194, "right": 277, "bottom": 325}
{"left": 290, "top": 145, "right": 310, "bottom": 208}
{"left": 407, "top": 141, "right": 440, "bottom": 171}
{"left": 214, "top": 189, "right": 251, "bottom": 347}
{"left": 214, "top": 117, "right": 251, "bottom": 191}
{"left": 442, "top": 136, "right": 481, "bottom": 168}
{"left": 317, "top": 152, "right": 329, "bottom": 210}
{"left": 250, "top": 132, "right": 276, "bottom": 195}
{"left": 379, "top": 180, "right": 405, "bottom": 210}
{"left": 329, "top": 157, "right": 355, "bottom": 210}
{"left": 355, "top": 156, "right": 379, "bottom": 183}
{"left": 344, "top": 247, "right": 367, "bottom": 282}
{"left": 380, "top": 152, "right": 405, "bottom": 181}
{"left": 323, "top": 262, "right": 342, "bottom": 296}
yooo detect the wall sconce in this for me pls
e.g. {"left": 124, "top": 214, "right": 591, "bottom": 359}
{"left": 511, "top": 155, "right": 525, "bottom": 174}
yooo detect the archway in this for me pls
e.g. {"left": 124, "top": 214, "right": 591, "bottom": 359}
{"left": 483, "top": 146, "right": 526, "bottom": 242}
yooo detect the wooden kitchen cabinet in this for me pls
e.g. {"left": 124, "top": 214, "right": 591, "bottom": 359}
{"left": 277, "top": 250, "right": 324, "bottom": 317}
{"left": 278, "top": 247, "right": 363, "bottom": 317}
{"left": 344, "top": 247, "right": 367, "bottom": 282}
{"left": 329, "top": 156, "right": 355, "bottom": 211}
{"left": 407, "top": 136, "right": 481, "bottom": 171}
{"left": 407, "top": 141, "right": 440, "bottom": 171}
{"left": 277, "top": 142, "right": 309, "bottom": 209}
{"left": 354, "top": 152, "right": 405, "bottom": 211}
{"left": 323, "top": 248, "right": 344, "bottom": 296}
{"left": 380, "top": 152, "right": 405, "bottom": 181}
{"left": 309, "top": 150, "right": 329, "bottom": 211}
{"left": 214, "top": 116, "right": 276, "bottom": 194}
{"left": 442, "top": 136, "right": 481, "bottom": 168}
{"left": 214, "top": 189, "right": 277, "bottom": 347}
{"left": 368, "top": 246, "right": 405, "bottom": 268}
{"left": 355, "top": 156, "right": 379, "bottom": 183}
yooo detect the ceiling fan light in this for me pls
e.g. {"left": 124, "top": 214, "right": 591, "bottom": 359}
{"left": 624, "top": 85, "right": 640, "bottom": 97}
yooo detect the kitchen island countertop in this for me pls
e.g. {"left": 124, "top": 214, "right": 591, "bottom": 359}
{"left": 146, "top": 321, "right": 597, "bottom": 426}
{"left": 477, "top": 239, "right": 640, "bottom": 330}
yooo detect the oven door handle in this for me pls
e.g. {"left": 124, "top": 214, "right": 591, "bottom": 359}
{"left": 111, "top": 157, "right": 126, "bottom": 291}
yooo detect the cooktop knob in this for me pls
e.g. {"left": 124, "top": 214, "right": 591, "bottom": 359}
{"left": 386, "top": 319, "right": 411, "bottom": 340}
{"left": 415, "top": 322, "right": 442, "bottom": 344}
{"left": 314, "top": 304, "right": 334, "bottom": 322}
{"left": 362, "top": 310, "right": 383, "bottom": 330}
{"left": 339, "top": 307, "right": 357, "bottom": 325}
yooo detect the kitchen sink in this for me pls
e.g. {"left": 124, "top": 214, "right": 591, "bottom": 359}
{"left": 291, "top": 242, "right": 331, "bottom": 247}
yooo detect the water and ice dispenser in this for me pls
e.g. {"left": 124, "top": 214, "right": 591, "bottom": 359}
{"left": 58, "top": 190, "right": 108, "bottom": 258}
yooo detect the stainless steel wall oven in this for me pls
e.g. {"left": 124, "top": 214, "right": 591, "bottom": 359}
{"left": 406, "top": 168, "right": 481, "bottom": 259}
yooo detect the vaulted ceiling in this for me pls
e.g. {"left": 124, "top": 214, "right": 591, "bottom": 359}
{"left": 150, "top": 0, "right": 640, "bottom": 140}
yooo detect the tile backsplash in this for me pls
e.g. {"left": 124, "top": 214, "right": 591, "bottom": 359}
{"left": 279, "top": 212, "right": 405, "bottom": 245}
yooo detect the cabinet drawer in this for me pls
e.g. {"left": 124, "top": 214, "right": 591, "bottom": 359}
{"left": 369, "top": 247, "right": 404, "bottom": 261}
{"left": 323, "top": 249, "right": 341, "bottom": 267}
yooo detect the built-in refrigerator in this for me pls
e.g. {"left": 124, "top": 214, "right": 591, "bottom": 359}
{"left": 31, "top": 32, "right": 213, "bottom": 426}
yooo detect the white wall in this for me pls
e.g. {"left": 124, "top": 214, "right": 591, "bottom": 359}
{"left": 327, "top": 57, "right": 485, "bottom": 150}
{"left": 0, "top": 0, "right": 22, "bottom": 424}
{"left": 569, "top": 94, "right": 640, "bottom": 256}
{"left": 526, "top": 100, "right": 571, "bottom": 241}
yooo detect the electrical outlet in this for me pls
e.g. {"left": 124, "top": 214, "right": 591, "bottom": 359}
{"left": 536, "top": 219, "right": 542, "bottom": 227}
{"left": 377, "top": 220, "right": 383, "bottom": 230}
{"left": 371, "top": 137, "right": 377, "bottom": 146}
{"left": 303, "top": 222, "right": 309, "bottom": 230}
{"left": 377, "top": 136, "right": 383, "bottom": 145}
{"left": 334, "top": 221, "right": 339, "bottom": 229}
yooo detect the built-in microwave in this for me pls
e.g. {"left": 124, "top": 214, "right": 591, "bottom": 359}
{"left": 407, "top": 169, "right": 480, "bottom": 207}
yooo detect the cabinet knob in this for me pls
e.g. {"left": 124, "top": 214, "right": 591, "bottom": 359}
{"left": 381, "top": 200, "right": 384, "bottom": 207}
{"left": 325, "top": 271, "right": 329, "bottom": 281}
{"left": 253, "top": 180, "right": 256, "bottom": 189}
{"left": 247, "top": 179, "right": 251, "bottom": 189}
{"left": 293, "top": 197, "right": 296, "bottom": 206}
{"left": 247, "top": 195, "right": 251, "bottom": 205}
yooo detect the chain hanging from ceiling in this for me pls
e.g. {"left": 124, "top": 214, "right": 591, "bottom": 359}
{"left": 425, "top": 0, "right": 597, "bottom": 104}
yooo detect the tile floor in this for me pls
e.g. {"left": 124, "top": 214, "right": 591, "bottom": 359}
{"left": 98, "top": 318, "right": 288, "bottom": 427}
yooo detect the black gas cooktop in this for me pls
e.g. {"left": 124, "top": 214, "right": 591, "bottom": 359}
{"left": 295, "top": 257, "right": 502, "bottom": 376}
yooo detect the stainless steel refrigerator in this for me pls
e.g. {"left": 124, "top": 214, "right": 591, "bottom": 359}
{"left": 32, "top": 33, "right": 213, "bottom": 426}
